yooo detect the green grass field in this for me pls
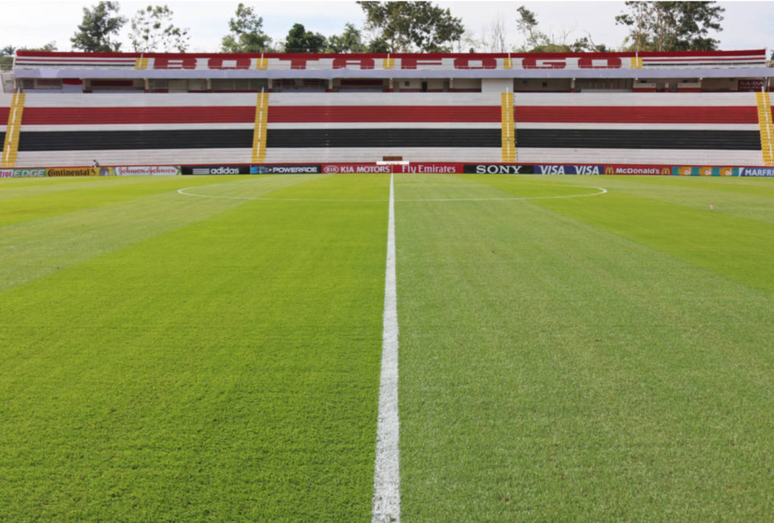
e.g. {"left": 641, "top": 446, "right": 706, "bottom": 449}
{"left": 1, "top": 173, "right": 774, "bottom": 521}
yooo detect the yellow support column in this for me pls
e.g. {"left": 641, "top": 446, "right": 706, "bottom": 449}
{"left": 501, "top": 92, "right": 516, "bottom": 162}
{"left": 756, "top": 92, "right": 774, "bottom": 166}
{"left": 252, "top": 91, "right": 270, "bottom": 163}
{"left": 2, "top": 92, "right": 25, "bottom": 168}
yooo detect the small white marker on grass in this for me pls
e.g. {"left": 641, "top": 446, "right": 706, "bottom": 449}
{"left": 372, "top": 172, "right": 401, "bottom": 523}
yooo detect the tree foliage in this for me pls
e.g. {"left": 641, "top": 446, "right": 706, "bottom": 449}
{"left": 515, "top": 6, "right": 604, "bottom": 53}
{"left": 71, "top": 1, "right": 127, "bottom": 52}
{"left": 615, "top": 1, "right": 725, "bottom": 52}
{"left": 221, "top": 3, "right": 271, "bottom": 53}
{"left": 358, "top": 1, "right": 464, "bottom": 52}
{"left": 326, "top": 23, "right": 365, "bottom": 53}
{"left": 284, "top": 23, "right": 327, "bottom": 53}
{"left": 130, "top": 5, "right": 190, "bottom": 52}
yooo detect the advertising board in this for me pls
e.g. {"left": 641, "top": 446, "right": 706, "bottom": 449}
{"left": 536, "top": 165, "right": 604, "bottom": 175}
{"left": 739, "top": 167, "right": 774, "bottom": 177}
{"left": 115, "top": 166, "right": 180, "bottom": 176}
{"left": 673, "top": 167, "right": 737, "bottom": 177}
{"left": 251, "top": 165, "right": 322, "bottom": 174}
{"left": 12, "top": 168, "right": 47, "bottom": 178}
{"left": 464, "top": 164, "right": 535, "bottom": 174}
{"left": 48, "top": 168, "right": 101, "bottom": 177}
{"left": 604, "top": 165, "right": 671, "bottom": 175}
{"left": 182, "top": 166, "right": 251, "bottom": 175}
{"left": 0, "top": 169, "right": 12, "bottom": 178}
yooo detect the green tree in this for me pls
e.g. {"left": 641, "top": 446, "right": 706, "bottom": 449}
{"left": 515, "top": 6, "right": 603, "bottom": 53}
{"left": 71, "top": 1, "right": 127, "bottom": 52}
{"left": 130, "top": 5, "right": 190, "bottom": 52}
{"left": 284, "top": 23, "right": 327, "bottom": 53}
{"left": 221, "top": 3, "right": 271, "bottom": 53}
{"left": 616, "top": 1, "right": 725, "bottom": 52}
{"left": 358, "top": 1, "right": 464, "bottom": 52}
{"left": 326, "top": 23, "right": 365, "bottom": 53}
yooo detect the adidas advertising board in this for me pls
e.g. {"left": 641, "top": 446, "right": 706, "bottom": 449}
{"left": 182, "top": 166, "right": 251, "bottom": 175}
{"left": 464, "top": 164, "right": 536, "bottom": 174}
{"left": 251, "top": 165, "right": 322, "bottom": 174}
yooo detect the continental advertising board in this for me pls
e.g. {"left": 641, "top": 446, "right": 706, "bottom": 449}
{"left": 48, "top": 167, "right": 112, "bottom": 177}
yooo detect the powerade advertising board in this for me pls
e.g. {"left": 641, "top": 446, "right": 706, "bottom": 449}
{"left": 182, "top": 166, "right": 251, "bottom": 175}
{"left": 251, "top": 165, "right": 322, "bottom": 174}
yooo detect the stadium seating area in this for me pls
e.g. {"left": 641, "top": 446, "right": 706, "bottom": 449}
{"left": 2, "top": 92, "right": 773, "bottom": 167}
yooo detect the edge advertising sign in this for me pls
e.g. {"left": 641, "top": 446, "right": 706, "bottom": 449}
{"left": 12, "top": 168, "right": 47, "bottom": 178}
{"left": 182, "top": 166, "right": 251, "bottom": 175}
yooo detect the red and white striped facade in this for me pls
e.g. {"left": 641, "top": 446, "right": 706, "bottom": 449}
{"left": 2, "top": 92, "right": 770, "bottom": 167}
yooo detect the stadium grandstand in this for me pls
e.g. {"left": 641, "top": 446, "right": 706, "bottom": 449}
{"left": 2, "top": 49, "right": 773, "bottom": 171}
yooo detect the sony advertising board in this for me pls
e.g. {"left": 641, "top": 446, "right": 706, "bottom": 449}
{"left": 182, "top": 166, "right": 252, "bottom": 175}
{"left": 251, "top": 165, "right": 322, "bottom": 174}
{"left": 115, "top": 166, "right": 180, "bottom": 176}
{"left": 464, "top": 164, "right": 536, "bottom": 174}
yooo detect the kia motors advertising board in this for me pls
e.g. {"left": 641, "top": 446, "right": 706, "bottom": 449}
{"left": 182, "top": 166, "right": 251, "bottom": 175}
{"left": 536, "top": 165, "right": 604, "bottom": 175}
{"left": 322, "top": 163, "right": 463, "bottom": 174}
{"left": 323, "top": 164, "right": 393, "bottom": 174}
{"left": 464, "top": 164, "right": 536, "bottom": 174}
{"left": 251, "top": 165, "right": 322, "bottom": 174}
{"left": 115, "top": 166, "right": 180, "bottom": 176}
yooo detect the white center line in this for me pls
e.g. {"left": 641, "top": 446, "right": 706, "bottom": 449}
{"left": 372, "top": 172, "right": 401, "bottom": 523}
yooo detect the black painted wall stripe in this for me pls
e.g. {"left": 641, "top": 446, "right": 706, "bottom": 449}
{"left": 18, "top": 130, "right": 254, "bottom": 152}
{"left": 517, "top": 129, "right": 762, "bottom": 150}
{"left": 16, "top": 128, "right": 762, "bottom": 152}
{"left": 266, "top": 129, "right": 501, "bottom": 148}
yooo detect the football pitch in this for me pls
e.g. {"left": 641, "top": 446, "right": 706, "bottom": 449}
{"left": 2, "top": 172, "right": 774, "bottom": 522}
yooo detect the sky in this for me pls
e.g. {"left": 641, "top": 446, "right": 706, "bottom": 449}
{"left": 2, "top": 0, "right": 772, "bottom": 54}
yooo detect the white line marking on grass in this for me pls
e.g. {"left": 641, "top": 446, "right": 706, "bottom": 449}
{"left": 372, "top": 172, "right": 401, "bottom": 523}
{"left": 398, "top": 186, "right": 608, "bottom": 202}
{"left": 177, "top": 184, "right": 608, "bottom": 203}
